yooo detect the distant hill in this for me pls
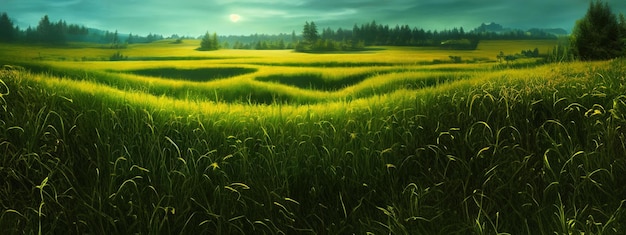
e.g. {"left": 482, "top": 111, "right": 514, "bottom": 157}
{"left": 474, "top": 22, "right": 507, "bottom": 33}
{"left": 472, "top": 22, "right": 568, "bottom": 36}
{"left": 531, "top": 28, "right": 569, "bottom": 36}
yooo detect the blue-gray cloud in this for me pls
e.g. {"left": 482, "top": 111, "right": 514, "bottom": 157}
{"left": 2, "top": 0, "right": 626, "bottom": 36}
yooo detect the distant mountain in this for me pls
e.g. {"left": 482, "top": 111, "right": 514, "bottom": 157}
{"left": 86, "top": 27, "right": 107, "bottom": 36}
{"left": 474, "top": 22, "right": 506, "bottom": 33}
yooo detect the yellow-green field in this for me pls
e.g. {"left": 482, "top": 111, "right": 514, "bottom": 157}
{"left": 1, "top": 40, "right": 625, "bottom": 234}
{"left": 0, "top": 39, "right": 559, "bottom": 114}
{"left": 0, "top": 39, "right": 558, "bottom": 62}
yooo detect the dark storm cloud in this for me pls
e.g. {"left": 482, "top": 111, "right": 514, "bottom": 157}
{"left": 3, "top": 0, "right": 626, "bottom": 36}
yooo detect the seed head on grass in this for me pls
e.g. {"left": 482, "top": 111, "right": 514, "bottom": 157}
{"left": 349, "top": 132, "right": 358, "bottom": 140}
{"left": 210, "top": 162, "right": 220, "bottom": 170}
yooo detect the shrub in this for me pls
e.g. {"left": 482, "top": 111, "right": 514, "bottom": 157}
{"left": 109, "top": 51, "right": 127, "bottom": 61}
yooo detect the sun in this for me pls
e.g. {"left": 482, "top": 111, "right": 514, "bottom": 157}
{"left": 229, "top": 14, "right": 241, "bottom": 23}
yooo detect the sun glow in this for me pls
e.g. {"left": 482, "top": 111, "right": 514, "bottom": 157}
{"left": 229, "top": 14, "right": 241, "bottom": 22}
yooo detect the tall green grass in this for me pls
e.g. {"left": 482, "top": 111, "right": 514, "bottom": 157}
{"left": 1, "top": 57, "right": 625, "bottom": 234}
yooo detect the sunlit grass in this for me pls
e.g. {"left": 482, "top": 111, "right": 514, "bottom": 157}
{"left": 9, "top": 57, "right": 604, "bottom": 119}
{"left": 1, "top": 41, "right": 624, "bottom": 234}
{"left": 3, "top": 39, "right": 553, "bottom": 105}
{"left": 0, "top": 39, "right": 558, "bottom": 64}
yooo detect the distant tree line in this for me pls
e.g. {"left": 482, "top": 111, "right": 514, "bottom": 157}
{"left": 0, "top": 13, "right": 165, "bottom": 45}
{"left": 217, "top": 20, "right": 563, "bottom": 52}
{"left": 472, "top": 22, "right": 565, "bottom": 39}
{"left": 295, "top": 21, "right": 366, "bottom": 52}
{"left": 125, "top": 33, "right": 165, "bottom": 44}
{"left": 220, "top": 32, "right": 298, "bottom": 50}
{"left": 0, "top": 13, "right": 88, "bottom": 44}
{"left": 292, "top": 20, "right": 565, "bottom": 52}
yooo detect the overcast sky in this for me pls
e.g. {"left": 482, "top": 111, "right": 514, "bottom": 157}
{"left": 2, "top": 0, "right": 626, "bottom": 36}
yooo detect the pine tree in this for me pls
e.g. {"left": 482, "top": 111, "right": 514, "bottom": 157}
{"left": 278, "top": 39, "right": 285, "bottom": 49}
{"left": 302, "top": 21, "right": 319, "bottom": 44}
{"left": 211, "top": 32, "right": 219, "bottom": 50}
{"left": 302, "top": 21, "right": 311, "bottom": 43}
{"left": 0, "top": 12, "right": 16, "bottom": 42}
{"left": 200, "top": 32, "right": 211, "bottom": 50}
{"left": 110, "top": 30, "right": 120, "bottom": 48}
{"left": 0, "top": 12, "right": 15, "bottom": 42}
{"left": 36, "top": 15, "right": 52, "bottom": 42}
{"left": 309, "top": 22, "right": 319, "bottom": 42}
{"left": 571, "top": 0, "right": 623, "bottom": 60}
{"left": 127, "top": 33, "right": 134, "bottom": 44}
{"left": 199, "top": 32, "right": 219, "bottom": 51}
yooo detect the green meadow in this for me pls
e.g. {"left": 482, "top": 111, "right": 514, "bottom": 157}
{"left": 1, "top": 39, "right": 625, "bottom": 234}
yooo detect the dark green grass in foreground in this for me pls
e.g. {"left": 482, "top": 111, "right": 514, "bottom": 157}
{"left": 1, "top": 60, "right": 626, "bottom": 234}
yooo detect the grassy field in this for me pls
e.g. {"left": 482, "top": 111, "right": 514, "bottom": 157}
{"left": 1, "top": 39, "right": 625, "bottom": 234}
